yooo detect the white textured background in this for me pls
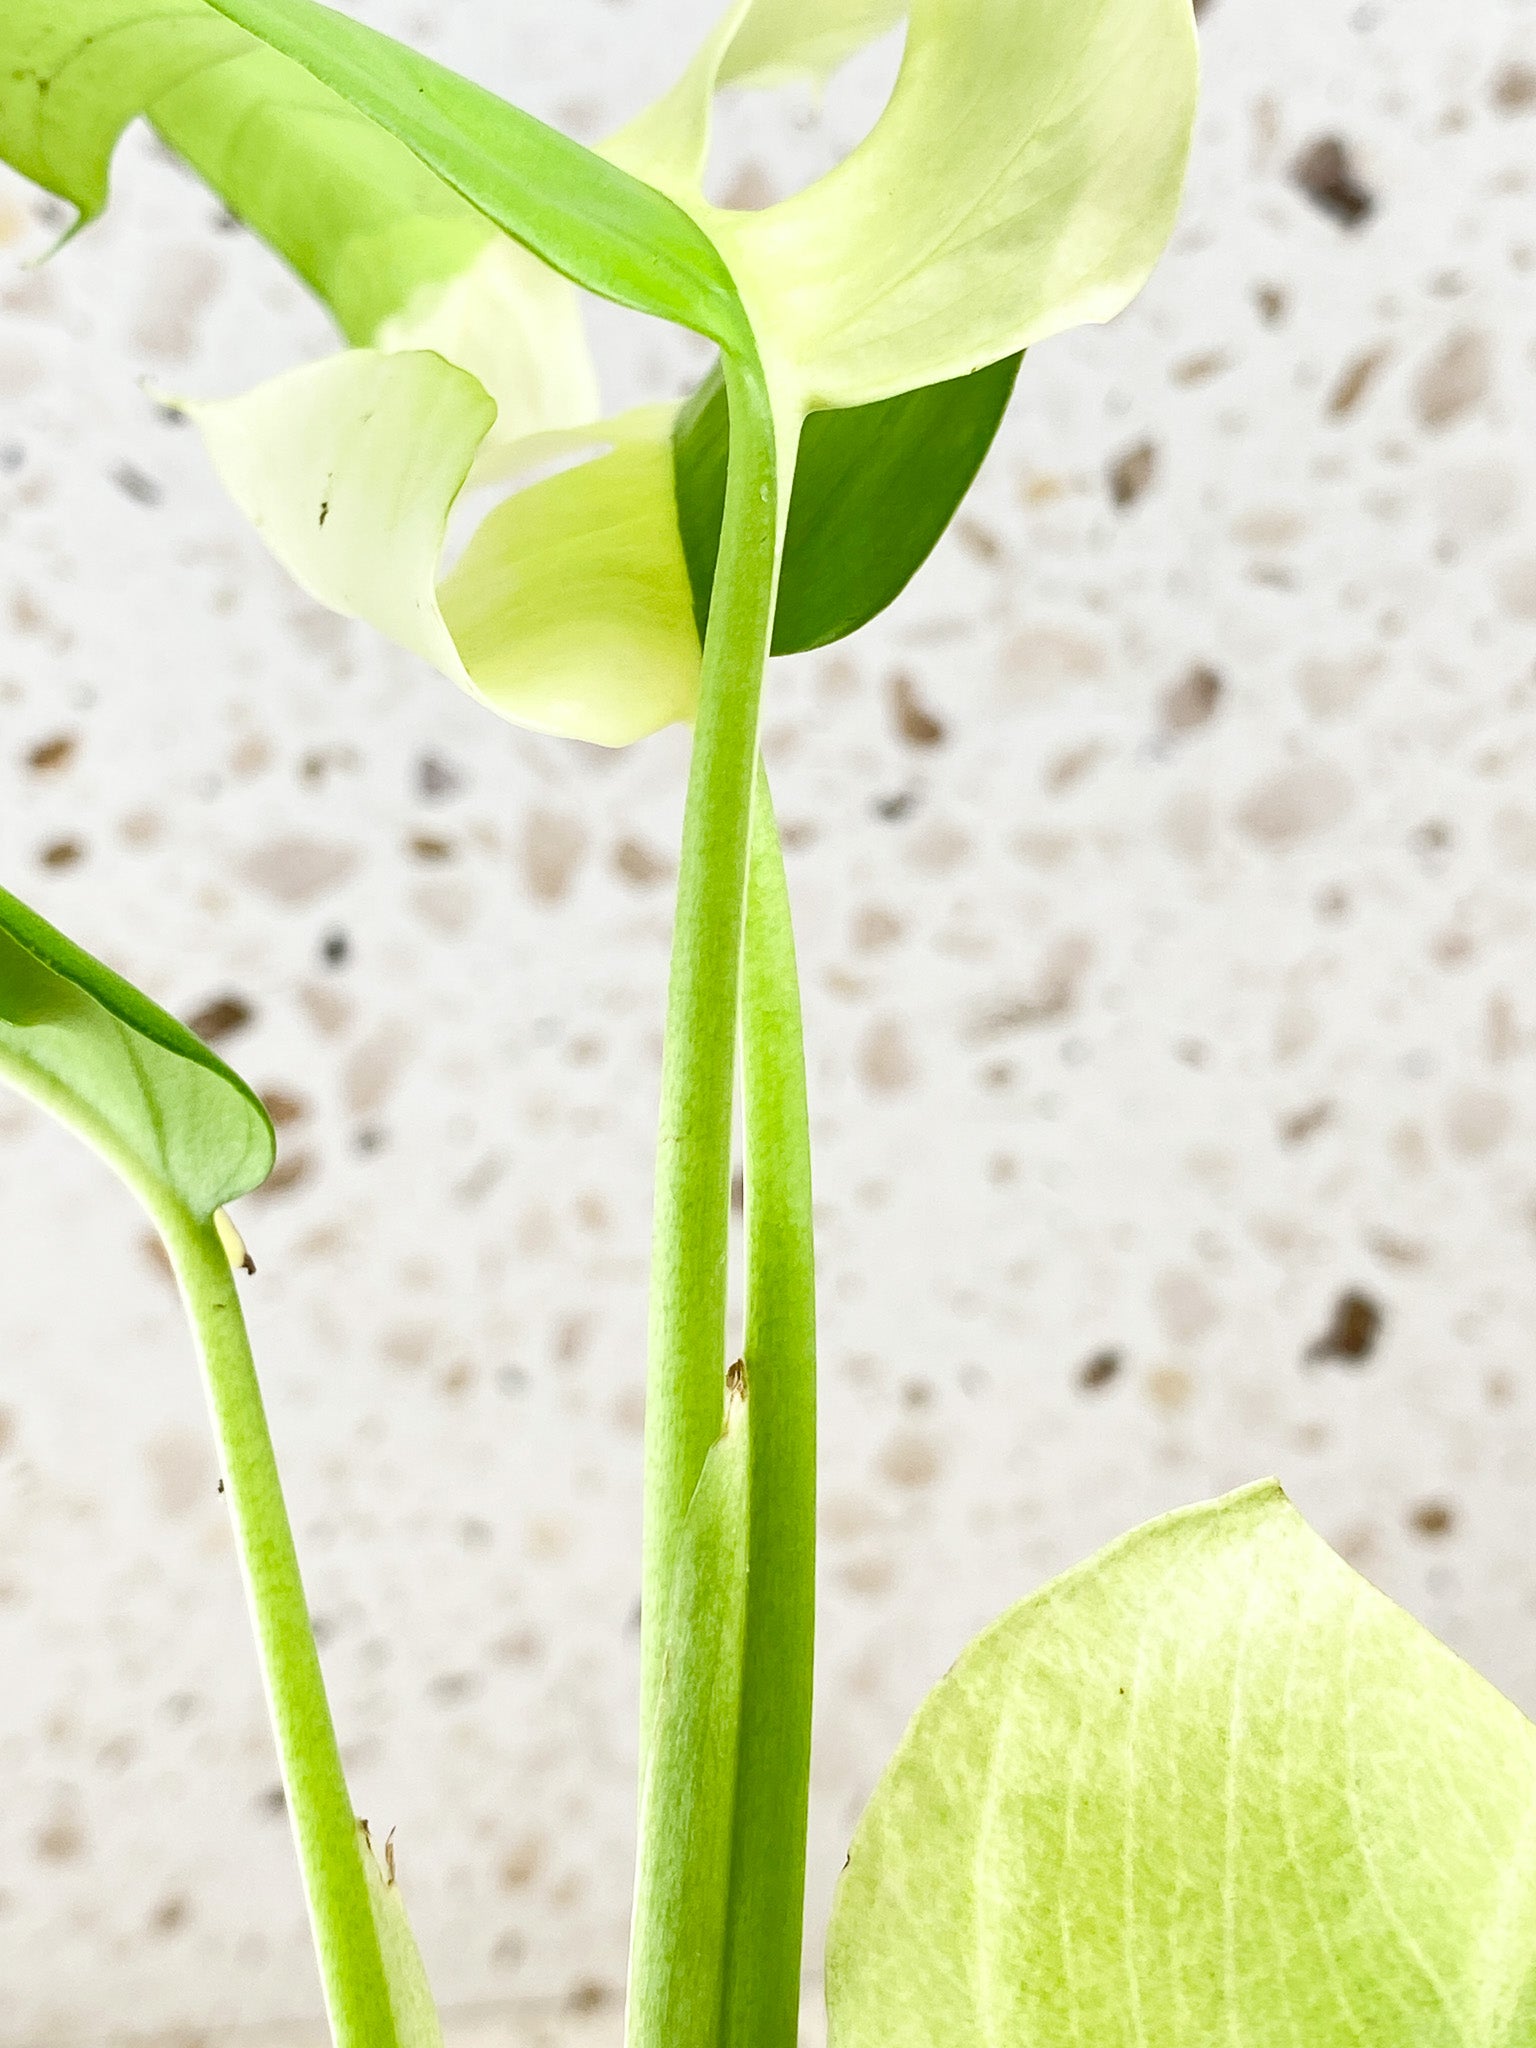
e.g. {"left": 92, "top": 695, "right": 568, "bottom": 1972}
{"left": 4, "top": 0, "right": 1536, "bottom": 2039}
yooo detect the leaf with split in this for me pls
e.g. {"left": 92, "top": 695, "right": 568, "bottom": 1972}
{"left": 0, "top": 0, "right": 1195, "bottom": 745}
{"left": 681, "top": 0, "right": 1200, "bottom": 411}
{"left": 827, "top": 1480, "right": 1536, "bottom": 2048}
{"left": 607, "top": 0, "right": 906, "bottom": 193}
{"left": 0, "top": 882, "right": 273, "bottom": 1226}
{"left": 0, "top": 0, "right": 598, "bottom": 456}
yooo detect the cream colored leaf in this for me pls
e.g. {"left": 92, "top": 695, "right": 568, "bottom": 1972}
{"left": 188, "top": 355, "right": 696, "bottom": 746}
{"left": 712, "top": 0, "right": 1199, "bottom": 409}
{"left": 439, "top": 407, "right": 700, "bottom": 745}
{"left": 375, "top": 235, "right": 601, "bottom": 483}
{"left": 185, "top": 350, "right": 493, "bottom": 690}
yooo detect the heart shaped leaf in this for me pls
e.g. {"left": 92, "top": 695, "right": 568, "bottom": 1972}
{"left": 0, "top": 883, "right": 273, "bottom": 1225}
{"left": 828, "top": 1481, "right": 1536, "bottom": 2048}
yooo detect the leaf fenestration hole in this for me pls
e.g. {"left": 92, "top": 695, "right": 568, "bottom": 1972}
{"left": 702, "top": 18, "right": 909, "bottom": 213}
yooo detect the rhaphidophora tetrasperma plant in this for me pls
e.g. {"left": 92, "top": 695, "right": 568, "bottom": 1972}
{"left": 5, "top": 4, "right": 1536, "bottom": 2046}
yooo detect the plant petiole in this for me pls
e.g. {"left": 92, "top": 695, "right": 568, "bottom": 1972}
{"left": 158, "top": 1206, "right": 400, "bottom": 2048}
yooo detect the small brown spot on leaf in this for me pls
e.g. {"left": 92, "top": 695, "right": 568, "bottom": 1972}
{"left": 1291, "top": 136, "right": 1374, "bottom": 228}
{"left": 1409, "top": 1500, "right": 1455, "bottom": 1538}
{"left": 39, "top": 838, "right": 83, "bottom": 869}
{"left": 1306, "top": 1289, "right": 1382, "bottom": 1363}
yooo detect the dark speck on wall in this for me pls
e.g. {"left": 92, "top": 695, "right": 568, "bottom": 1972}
{"left": 1305, "top": 1289, "right": 1384, "bottom": 1364}
{"left": 1078, "top": 1348, "right": 1123, "bottom": 1391}
{"left": 25, "top": 732, "right": 76, "bottom": 773}
{"left": 872, "top": 789, "right": 918, "bottom": 822}
{"left": 1291, "top": 136, "right": 1374, "bottom": 228}
{"left": 1108, "top": 438, "right": 1158, "bottom": 508}
{"left": 185, "top": 994, "right": 255, "bottom": 1044}
{"left": 890, "top": 672, "right": 947, "bottom": 747}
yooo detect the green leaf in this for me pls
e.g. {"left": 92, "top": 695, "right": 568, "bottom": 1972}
{"left": 827, "top": 1481, "right": 1536, "bottom": 2048}
{"left": 358, "top": 1824, "right": 445, "bottom": 2048}
{"left": 0, "top": 882, "right": 273, "bottom": 1224}
{"left": 200, "top": 0, "right": 751, "bottom": 352}
{"left": 2, "top": 2, "right": 474, "bottom": 341}
{"left": 674, "top": 352, "right": 1020, "bottom": 655}
{"left": 0, "top": 1, "right": 603, "bottom": 451}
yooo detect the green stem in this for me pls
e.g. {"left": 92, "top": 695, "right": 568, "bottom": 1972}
{"left": 640, "top": 349, "right": 786, "bottom": 1751}
{"left": 160, "top": 1208, "right": 399, "bottom": 2048}
{"left": 720, "top": 762, "right": 817, "bottom": 2048}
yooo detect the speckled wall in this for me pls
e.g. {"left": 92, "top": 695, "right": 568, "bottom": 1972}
{"left": 2, "top": 0, "right": 1535, "bottom": 2040}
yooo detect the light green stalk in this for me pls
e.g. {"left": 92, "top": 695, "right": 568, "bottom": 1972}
{"left": 640, "top": 349, "right": 788, "bottom": 1748}
{"left": 159, "top": 1208, "right": 400, "bottom": 2048}
{"left": 723, "top": 760, "right": 817, "bottom": 2048}
{"left": 633, "top": 336, "right": 815, "bottom": 2048}
{"left": 628, "top": 773, "right": 816, "bottom": 2048}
